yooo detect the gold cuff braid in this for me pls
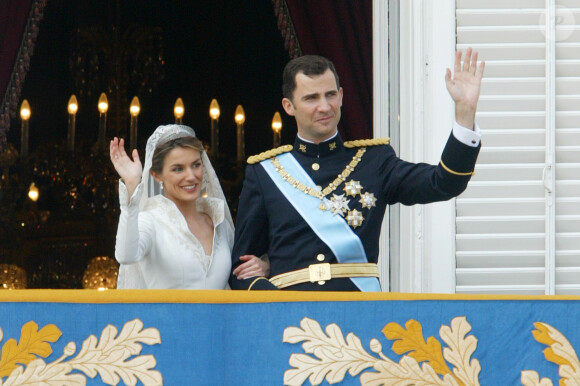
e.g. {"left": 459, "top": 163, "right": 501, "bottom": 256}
{"left": 247, "top": 277, "right": 270, "bottom": 290}
{"left": 439, "top": 160, "right": 474, "bottom": 176}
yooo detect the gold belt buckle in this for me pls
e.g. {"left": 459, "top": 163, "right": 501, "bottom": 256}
{"left": 309, "top": 263, "right": 331, "bottom": 282}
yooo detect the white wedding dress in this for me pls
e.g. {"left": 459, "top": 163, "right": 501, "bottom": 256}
{"left": 115, "top": 181, "right": 233, "bottom": 289}
{"left": 114, "top": 124, "right": 234, "bottom": 289}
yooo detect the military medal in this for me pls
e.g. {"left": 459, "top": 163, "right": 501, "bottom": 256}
{"left": 344, "top": 180, "right": 363, "bottom": 196}
{"left": 328, "top": 194, "right": 350, "bottom": 216}
{"left": 346, "top": 209, "right": 364, "bottom": 228}
{"left": 270, "top": 147, "right": 377, "bottom": 228}
{"left": 359, "top": 192, "right": 377, "bottom": 209}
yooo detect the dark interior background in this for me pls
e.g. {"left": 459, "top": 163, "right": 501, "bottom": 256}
{"left": 7, "top": 0, "right": 293, "bottom": 156}
{"left": 0, "top": 0, "right": 294, "bottom": 288}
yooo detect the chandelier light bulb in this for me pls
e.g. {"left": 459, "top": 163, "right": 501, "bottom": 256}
{"left": 209, "top": 98, "right": 220, "bottom": 120}
{"left": 28, "top": 183, "right": 39, "bottom": 202}
{"left": 20, "top": 99, "right": 31, "bottom": 120}
{"left": 174, "top": 97, "right": 184, "bottom": 119}
{"left": 235, "top": 105, "right": 245, "bottom": 125}
{"left": 98, "top": 93, "right": 109, "bottom": 114}
{"left": 67, "top": 94, "right": 78, "bottom": 115}
{"left": 130, "top": 96, "right": 141, "bottom": 117}
{"left": 271, "top": 111, "right": 282, "bottom": 132}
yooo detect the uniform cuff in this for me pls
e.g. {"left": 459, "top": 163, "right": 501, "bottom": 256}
{"left": 247, "top": 277, "right": 278, "bottom": 290}
{"left": 440, "top": 131, "right": 481, "bottom": 175}
{"left": 453, "top": 121, "right": 481, "bottom": 147}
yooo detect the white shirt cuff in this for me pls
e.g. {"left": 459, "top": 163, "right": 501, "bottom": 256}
{"left": 453, "top": 121, "right": 481, "bottom": 147}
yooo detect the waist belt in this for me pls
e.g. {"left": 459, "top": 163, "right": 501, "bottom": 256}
{"left": 261, "top": 153, "right": 380, "bottom": 291}
{"left": 269, "top": 263, "right": 379, "bottom": 289}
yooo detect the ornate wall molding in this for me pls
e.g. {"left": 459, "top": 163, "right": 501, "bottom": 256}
{"left": 271, "top": 0, "right": 302, "bottom": 59}
{"left": 0, "top": 0, "right": 47, "bottom": 151}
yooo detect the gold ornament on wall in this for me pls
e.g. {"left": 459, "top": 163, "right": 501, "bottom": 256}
{"left": 82, "top": 256, "right": 118, "bottom": 290}
{"left": 0, "top": 264, "right": 27, "bottom": 289}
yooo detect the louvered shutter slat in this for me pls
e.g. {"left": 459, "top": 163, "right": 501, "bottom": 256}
{"left": 555, "top": 0, "right": 580, "bottom": 293}
{"left": 455, "top": 3, "right": 548, "bottom": 294}
{"left": 456, "top": 1, "right": 580, "bottom": 294}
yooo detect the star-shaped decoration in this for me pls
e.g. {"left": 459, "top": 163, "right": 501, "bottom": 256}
{"left": 299, "top": 144, "right": 307, "bottom": 152}
{"left": 359, "top": 192, "right": 377, "bottom": 209}
{"left": 346, "top": 209, "right": 364, "bottom": 228}
{"left": 329, "top": 142, "right": 337, "bottom": 151}
{"left": 343, "top": 180, "right": 363, "bottom": 197}
{"left": 327, "top": 194, "right": 350, "bottom": 216}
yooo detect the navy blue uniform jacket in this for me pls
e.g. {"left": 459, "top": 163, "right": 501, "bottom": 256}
{"left": 230, "top": 132, "right": 480, "bottom": 290}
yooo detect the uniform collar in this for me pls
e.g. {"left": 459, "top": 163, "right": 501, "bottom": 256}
{"left": 293, "top": 133, "right": 344, "bottom": 157}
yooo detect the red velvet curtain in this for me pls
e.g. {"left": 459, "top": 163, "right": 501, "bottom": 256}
{"left": 0, "top": 0, "right": 46, "bottom": 150}
{"left": 273, "top": 0, "right": 373, "bottom": 140}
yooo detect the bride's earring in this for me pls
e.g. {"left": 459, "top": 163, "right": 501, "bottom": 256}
{"left": 201, "top": 178, "right": 207, "bottom": 197}
{"left": 160, "top": 181, "right": 164, "bottom": 190}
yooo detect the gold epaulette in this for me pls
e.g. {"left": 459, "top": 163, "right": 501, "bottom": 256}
{"left": 247, "top": 145, "right": 293, "bottom": 164}
{"left": 344, "top": 138, "right": 390, "bottom": 148}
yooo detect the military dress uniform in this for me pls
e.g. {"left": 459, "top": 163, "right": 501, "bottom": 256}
{"left": 229, "top": 130, "right": 480, "bottom": 291}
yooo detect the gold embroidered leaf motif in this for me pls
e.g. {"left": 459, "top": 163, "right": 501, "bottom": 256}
{"left": 66, "top": 318, "right": 162, "bottom": 385}
{"left": 284, "top": 317, "right": 484, "bottom": 386}
{"left": 1, "top": 358, "right": 85, "bottom": 386}
{"left": 283, "top": 317, "right": 377, "bottom": 386}
{"left": 0, "top": 321, "right": 62, "bottom": 377}
{"left": 440, "top": 317, "right": 480, "bottom": 386}
{"left": 0, "top": 319, "right": 161, "bottom": 385}
{"left": 360, "top": 355, "right": 459, "bottom": 386}
{"left": 532, "top": 322, "right": 572, "bottom": 368}
{"left": 382, "top": 319, "right": 453, "bottom": 377}
{"left": 531, "top": 322, "right": 580, "bottom": 384}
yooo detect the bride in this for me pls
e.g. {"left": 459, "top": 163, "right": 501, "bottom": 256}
{"left": 110, "top": 124, "right": 267, "bottom": 289}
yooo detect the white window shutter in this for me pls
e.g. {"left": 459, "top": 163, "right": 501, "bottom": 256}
{"left": 554, "top": 1, "right": 580, "bottom": 294}
{"left": 454, "top": 1, "right": 580, "bottom": 294}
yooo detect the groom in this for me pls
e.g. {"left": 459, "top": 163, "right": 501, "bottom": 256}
{"left": 230, "top": 50, "right": 484, "bottom": 291}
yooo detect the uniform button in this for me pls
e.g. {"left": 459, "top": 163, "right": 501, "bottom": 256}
{"left": 312, "top": 163, "right": 320, "bottom": 171}
{"left": 316, "top": 254, "right": 325, "bottom": 261}
{"left": 318, "top": 281, "right": 325, "bottom": 285}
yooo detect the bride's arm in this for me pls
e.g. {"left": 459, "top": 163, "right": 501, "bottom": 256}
{"left": 114, "top": 181, "right": 154, "bottom": 265}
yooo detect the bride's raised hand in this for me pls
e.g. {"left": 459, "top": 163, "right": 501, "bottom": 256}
{"left": 110, "top": 138, "right": 142, "bottom": 194}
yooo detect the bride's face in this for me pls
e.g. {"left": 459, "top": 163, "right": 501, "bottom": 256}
{"left": 155, "top": 147, "right": 204, "bottom": 205}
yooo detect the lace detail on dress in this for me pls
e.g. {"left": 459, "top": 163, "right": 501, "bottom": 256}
{"left": 196, "top": 197, "right": 225, "bottom": 270}
{"left": 204, "top": 255, "right": 212, "bottom": 270}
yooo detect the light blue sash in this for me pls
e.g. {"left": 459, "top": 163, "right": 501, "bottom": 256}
{"left": 261, "top": 153, "right": 381, "bottom": 291}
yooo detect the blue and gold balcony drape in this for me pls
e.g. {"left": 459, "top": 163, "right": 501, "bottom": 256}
{"left": 0, "top": 290, "right": 577, "bottom": 385}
